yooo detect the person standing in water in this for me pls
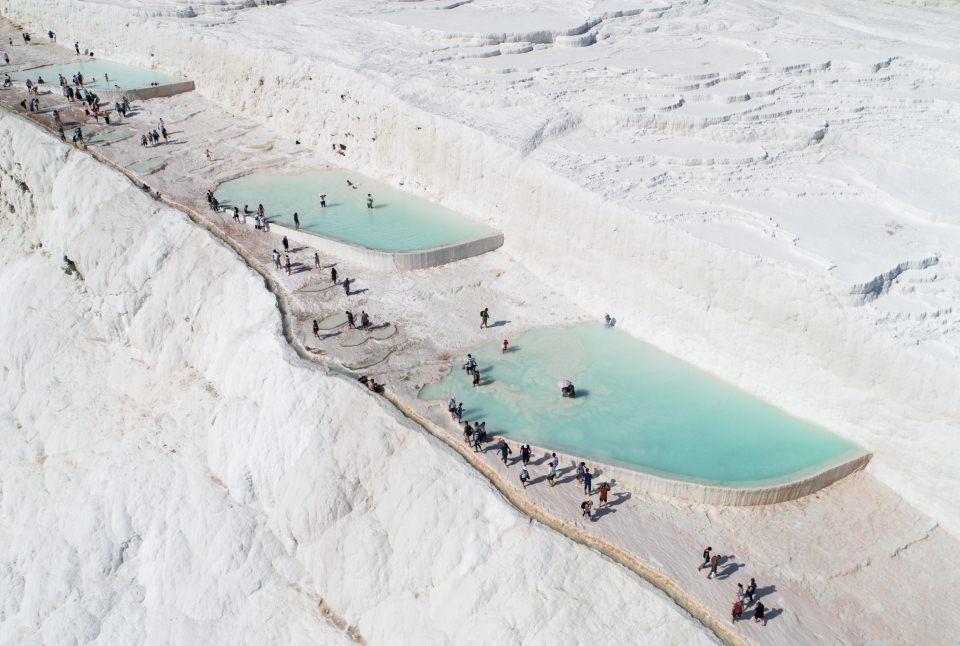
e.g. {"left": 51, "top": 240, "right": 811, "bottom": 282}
{"left": 293, "top": 212, "right": 300, "bottom": 229}
{"left": 366, "top": 193, "right": 373, "bottom": 209}
{"left": 319, "top": 194, "right": 327, "bottom": 208}
{"left": 501, "top": 339, "right": 509, "bottom": 353}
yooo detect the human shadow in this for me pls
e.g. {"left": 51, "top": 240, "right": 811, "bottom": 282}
{"left": 764, "top": 608, "right": 782, "bottom": 623}
{"left": 753, "top": 585, "right": 776, "bottom": 602}
{"left": 593, "top": 506, "right": 617, "bottom": 521}
{"left": 489, "top": 320, "right": 510, "bottom": 328}
{"left": 290, "top": 246, "right": 308, "bottom": 253}
{"left": 349, "top": 288, "right": 369, "bottom": 296}
{"left": 292, "top": 265, "right": 311, "bottom": 275}
{"left": 716, "top": 560, "right": 743, "bottom": 580}
{"left": 320, "top": 330, "right": 341, "bottom": 340}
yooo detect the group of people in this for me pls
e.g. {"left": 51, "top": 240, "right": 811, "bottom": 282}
{"left": 697, "top": 547, "right": 768, "bottom": 627}
{"left": 141, "top": 120, "right": 169, "bottom": 147}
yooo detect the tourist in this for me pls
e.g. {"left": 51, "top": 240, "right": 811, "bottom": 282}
{"left": 448, "top": 397, "right": 457, "bottom": 418}
{"left": 282, "top": 235, "right": 289, "bottom": 252}
{"left": 346, "top": 311, "right": 356, "bottom": 329}
{"left": 707, "top": 553, "right": 721, "bottom": 579}
{"left": 233, "top": 206, "right": 240, "bottom": 223}
{"left": 547, "top": 462, "right": 557, "bottom": 486}
{"left": 343, "top": 278, "right": 350, "bottom": 296}
{"left": 312, "top": 320, "right": 320, "bottom": 339}
{"left": 753, "top": 602, "right": 766, "bottom": 626}
{"left": 161, "top": 126, "right": 168, "bottom": 144}
{"left": 519, "top": 465, "right": 530, "bottom": 489}
{"left": 581, "top": 500, "right": 593, "bottom": 519}
{"left": 598, "top": 482, "right": 610, "bottom": 506}
{"left": 74, "top": 41, "right": 80, "bottom": 55}
{"left": 463, "top": 354, "right": 477, "bottom": 374}
{"left": 472, "top": 370, "right": 481, "bottom": 387}
{"left": 284, "top": 254, "right": 291, "bottom": 275}
{"left": 463, "top": 422, "right": 472, "bottom": 444}
{"left": 576, "top": 461, "right": 586, "bottom": 483}
{"left": 737, "top": 583, "right": 745, "bottom": 604}
{"left": 501, "top": 339, "right": 509, "bottom": 353}
{"left": 455, "top": 402, "right": 463, "bottom": 421}
{"left": 205, "top": 148, "right": 212, "bottom": 161}
{"left": 314, "top": 252, "right": 320, "bottom": 268}
{"left": 731, "top": 599, "right": 743, "bottom": 623}
{"left": 331, "top": 266, "right": 338, "bottom": 284}
{"left": 520, "top": 444, "right": 531, "bottom": 466}
{"left": 3, "top": 53, "right": 9, "bottom": 65}
{"left": 258, "top": 203, "right": 265, "bottom": 219}
{"left": 479, "top": 421, "right": 486, "bottom": 442}
{"left": 366, "top": 193, "right": 373, "bottom": 209}
{"left": 480, "top": 307, "right": 490, "bottom": 329}
{"left": 604, "top": 313, "right": 615, "bottom": 328}
{"left": 293, "top": 212, "right": 300, "bottom": 229}
{"left": 272, "top": 249, "right": 281, "bottom": 269}
{"left": 499, "top": 440, "right": 512, "bottom": 464}
{"left": 698, "top": 547, "right": 712, "bottom": 571}
{"left": 745, "top": 578, "right": 757, "bottom": 605}
{"left": 583, "top": 468, "right": 593, "bottom": 495}
{"left": 319, "top": 194, "right": 327, "bottom": 208}
{"left": 548, "top": 452, "right": 559, "bottom": 471}
{"left": 360, "top": 311, "right": 370, "bottom": 329}
{"left": 472, "top": 428, "right": 482, "bottom": 452}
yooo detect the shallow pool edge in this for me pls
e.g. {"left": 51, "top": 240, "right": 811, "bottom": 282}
{"left": 415, "top": 395, "right": 872, "bottom": 506}
{"left": 255, "top": 218, "right": 504, "bottom": 270}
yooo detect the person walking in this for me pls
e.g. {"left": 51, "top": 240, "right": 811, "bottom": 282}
{"left": 731, "top": 599, "right": 743, "bottom": 623}
{"left": 472, "top": 370, "right": 481, "bottom": 387}
{"left": 346, "top": 311, "right": 356, "bottom": 329}
{"left": 547, "top": 462, "right": 557, "bottom": 486}
{"left": 582, "top": 468, "right": 593, "bottom": 495}
{"left": 519, "top": 465, "right": 530, "bottom": 489}
{"left": 285, "top": 254, "right": 292, "bottom": 276}
{"left": 499, "top": 440, "right": 512, "bottom": 464}
{"left": 480, "top": 307, "right": 490, "bottom": 329}
{"left": 520, "top": 444, "right": 531, "bottom": 466}
{"left": 698, "top": 547, "right": 712, "bottom": 571}
{"left": 707, "top": 553, "right": 721, "bottom": 579}
{"left": 576, "top": 461, "right": 586, "bottom": 483}
{"left": 272, "top": 249, "right": 281, "bottom": 270}
{"left": 314, "top": 252, "right": 321, "bottom": 268}
{"left": 343, "top": 278, "right": 350, "bottom": 296}
{"left": 737, "top": 583, "right": 746, "bottom": 604}
{"left": 366, "top": 193, "right": 373, "bottom": 209}
{"left": 598, "top": 482, "right": 610, "bottom": 507}
{"left": 448, "top": 397, "right": 457, "bottom": 419}
{"left": 745, "top": 578, "right": 757, "bottom": 605}
{"left": 360, "top": 311, "right": 370, "bottom": 329}
{"left": 501, "top": 338, "right": 509, "bottom": 353}
{"left": 581, "top": 500, "right": 593, "bottom": 519}
{"left": 455, "top": 402, "right": 463, "bottom": 421}
{"left": 312, "top": 319, "right": 320, "bottom": 339}
{"left": 753, "top": 602, "right": 766, "bottom": 626}
{"left": 472, "top": 429, "right": 482, "bottom": 452}
{"left": 331, "top": 266, "right": 338, "bottom": 284}
{"left": 282, "top": 235, "right": 289, "bottom": 252}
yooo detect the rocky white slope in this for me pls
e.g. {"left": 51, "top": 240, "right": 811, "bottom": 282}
{"left": 0, "top": 115, "right": 717, "bottom": 644}
{"left": 2, "top": 0, "right": 956, "bottom": 534}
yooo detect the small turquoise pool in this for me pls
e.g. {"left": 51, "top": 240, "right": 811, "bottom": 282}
{"left": 420, "top": 324, "right": 863, "bottom": 487}
{"left": 13, "top": 60, "right": 185, "bottom": 91}
{"left": 214, "top": 169, "right": 496, "bottom": 252}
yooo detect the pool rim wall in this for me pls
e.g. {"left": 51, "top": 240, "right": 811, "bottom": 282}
{"left": 13, "top": 61, "right": 194, "bottom": 101}
{"left": 415, "top": 396, "right": 872, "bottom": 505}
{"left": 248, "top": 215, "right": 504, "bottom": 271}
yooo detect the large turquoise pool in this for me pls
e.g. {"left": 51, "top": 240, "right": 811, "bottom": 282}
{"left": 13, "top": 60, "right": 186, "bottom": 91}
{"left": 420, "top": 324, "right": 863, "bottom": 487}
{"left": 214, "top": 169, "right": 496, "bottom": 252}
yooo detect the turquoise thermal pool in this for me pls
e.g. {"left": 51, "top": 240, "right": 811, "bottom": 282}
{"left": 420, "top": 324, "right": 863, "bottom": 487}
{"left": 13, "top": 60, "right": 186, "bottom": 90}
{"left": 214, "top": 169, "right": 496, "bottom": 252}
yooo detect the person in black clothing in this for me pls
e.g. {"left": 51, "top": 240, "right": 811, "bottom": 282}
{"left": 346, "top": 311, "right": 356, "bottom": 329}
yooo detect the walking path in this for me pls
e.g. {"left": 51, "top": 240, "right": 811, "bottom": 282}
{"left": 2, "top": 18, "right": 958, "bottom": 645}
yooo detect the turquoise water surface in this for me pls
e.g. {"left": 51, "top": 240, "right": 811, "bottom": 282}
{"left": 13, "top": 60, "right": 185, "bottom": 90}
{"left": 215, "top": 169, "right": 495, "bottom": 252}
{"left": 421, "top": 324, "right": 862, "bottom": 487}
